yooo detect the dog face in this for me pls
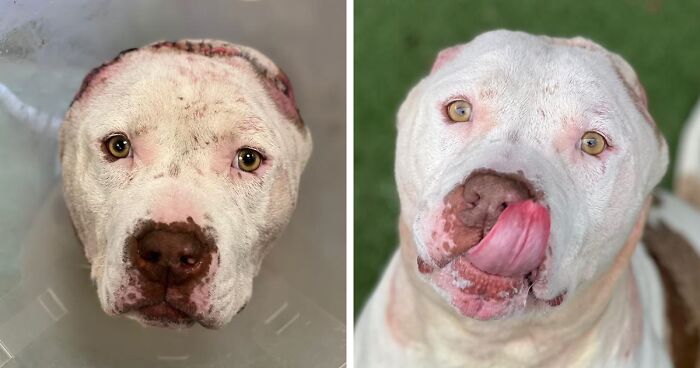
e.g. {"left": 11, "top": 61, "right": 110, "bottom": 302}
{"left": 395, "top": 30, "right": 667, "bottom": 320}
{"left": 60, "top": 40, "right": 311, "bottom": 328}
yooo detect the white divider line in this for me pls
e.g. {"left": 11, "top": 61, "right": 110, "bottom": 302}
{"left": 0, "top": 339, "right": 13, "bottom": 368}
{"left": 37, "top": 288, "right": 68, "bottom": 322}
{"left": 274, "top": 312, "right": 300, "bottom": 336}
{"left": 157, "top": 355, "right": 189, "bottom": 361}
{"left": 264, "top": 301, "right": 288, "bottom": 325}
{"left": 0, "top": 287, "right": 68, "bottom": 367}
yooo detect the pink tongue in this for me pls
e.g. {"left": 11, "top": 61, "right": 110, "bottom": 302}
{"left": 466, "top": 200, "right": 550, "bottom": 277}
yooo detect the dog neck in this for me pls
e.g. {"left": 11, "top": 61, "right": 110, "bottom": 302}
{"left": 387, "top": 199, "right": 651, "bottom": 367}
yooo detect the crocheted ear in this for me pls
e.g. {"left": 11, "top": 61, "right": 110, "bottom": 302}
{"left": 430, "top": 45, "right": 464, "bottom": 74}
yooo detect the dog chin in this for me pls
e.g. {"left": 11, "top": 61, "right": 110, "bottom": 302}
{"left": 128, "top": 313, "right": 196, "bottom": 329}
{"left": 122, "top": 307, "right": 196, "bottom": 329}
{"left": 418, "top": 245, "right": 562, "bottom": 320}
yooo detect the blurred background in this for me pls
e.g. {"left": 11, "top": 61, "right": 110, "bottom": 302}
{"left": 0, "top": 0, "right": 345, "bottom": 367}
{"left": 354, "top": 0, "right": 700, "bottom": 315}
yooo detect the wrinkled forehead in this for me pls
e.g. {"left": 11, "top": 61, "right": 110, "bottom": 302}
{"left": 430, "top": 38, "right": 621, "bottom": 116}
{"left": 91, "top": 54, "right": 269, "bottom": 136}
{"left": 415, "top": 34, "right": 670, "bottom": 153}
{"left": 68, "top": 40, "right": 301, "bottom": 140}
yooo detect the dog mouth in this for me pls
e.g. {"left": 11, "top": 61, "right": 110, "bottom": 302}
{"left": 138, "top": 301, "right": 194, "bottom": 326}
{"left": 417, "top": 170, "right": 563, "bottom": 319}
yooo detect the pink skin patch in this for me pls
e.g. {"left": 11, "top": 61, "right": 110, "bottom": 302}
{"left": 166, "top": 251, "right": 219, "bottom": 321}
{"left": 151, "top": 187, "right": 204, "bottom": 225}
{"left": 262, "top": 70, "right": 299, "bottom": 121}
{"left": 130, "top": 134, "right": 158, "bottom": 166}
{"left": 431, "top": 45, "right": 463, "bottom": 74}
{"left": 114, "top": 274, "right": 146, "bottom": 314}
{"left": 433, "top": 259, "right": 528, "bottom": 319}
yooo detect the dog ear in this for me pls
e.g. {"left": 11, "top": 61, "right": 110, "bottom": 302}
{"left": 430, "top": 45, "right": 464, "bottom": 74}
{"left": 259, "top": 65, "right": 303, "bottom": 126}
{"left": 606, "top": 51, "right": 649, "bottom": 109}
{"left": 544, "top": 36, "right": 649, "bottom": 109}
{"left": 70, "top": 47, "right": 138, "bottom": 107}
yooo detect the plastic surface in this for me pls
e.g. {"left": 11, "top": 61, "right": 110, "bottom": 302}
{"left": 0, "top": 1, "right": 345, "bottom": 366}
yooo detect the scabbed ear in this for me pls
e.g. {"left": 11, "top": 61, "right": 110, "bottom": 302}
{"left": 259, "top": 66, "right": 302, "bottom": 125}
{"left": 430, "top": 45, "right": 464, "bottom": 74}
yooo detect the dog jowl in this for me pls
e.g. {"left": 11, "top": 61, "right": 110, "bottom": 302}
{"left": 60, "top": 40, "right": 312, "bottom": 328}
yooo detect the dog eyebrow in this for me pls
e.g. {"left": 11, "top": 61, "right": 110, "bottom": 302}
{"left": 234, "top": 118, "right": 266, "bottom": 134}
{"left": 213, "top": 123, "right": 267, "bottom": 145}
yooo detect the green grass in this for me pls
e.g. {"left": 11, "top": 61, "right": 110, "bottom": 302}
{"left": 354, "top": 0, "right": 700, "bottom": 315}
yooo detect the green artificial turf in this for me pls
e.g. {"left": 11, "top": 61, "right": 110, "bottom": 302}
{"left": 354, "top": 0, "right": 700, "bottom": 316}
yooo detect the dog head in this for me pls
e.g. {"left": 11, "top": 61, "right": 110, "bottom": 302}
{"left": 60, "top": 40, "right": 312, "bottom": 328}
{"left": 395, "top": 30, "right": 667, "bottom": 320}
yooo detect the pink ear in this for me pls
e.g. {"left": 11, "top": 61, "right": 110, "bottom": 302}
{"left": 431, "top": 45, "right": 464, "bottom": 74}
{"left": 262, "top": 68, "right": 302, "bottom": 125}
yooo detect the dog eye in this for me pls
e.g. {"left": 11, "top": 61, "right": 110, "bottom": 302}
{"left": 105, "top": 134, "right": 131, "bottom": 159}
{"left": 236, "top": 148, "right": 262, "bottom": 172}
{"left": 580, "top": 131, "right": 607, "bottom": 156}
{"left": 446, "top": 100, "right": 472, "bottom": 122}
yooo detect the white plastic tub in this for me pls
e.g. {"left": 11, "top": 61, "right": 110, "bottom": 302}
{"left": 0, "top": 1, "right": 345, "bottom": 367}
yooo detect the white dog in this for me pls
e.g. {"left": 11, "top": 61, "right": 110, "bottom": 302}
{"left": 356, "top": 30, "right": 700, "bottom": 367}
{"left": 33, "top": 39, "right": 313, "bottom": 329}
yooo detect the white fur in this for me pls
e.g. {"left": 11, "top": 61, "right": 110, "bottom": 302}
{"left": 357, "top": 30, "right": 671, "bottom": 366}
{"left": 675, "top": 96, "right": 700, "bottom": 207}
{"left": 676, "top": 97, "right": 700, "bottom": 180}
{"left": 60, "top": 40, "right": 311, "bottom": 328}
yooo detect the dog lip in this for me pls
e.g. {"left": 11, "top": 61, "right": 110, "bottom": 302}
{"left": 138, "top": 301, "right": 193, "bottom": 324}
{"left": 418, "top": 244, "right": 555, "bottom": 293}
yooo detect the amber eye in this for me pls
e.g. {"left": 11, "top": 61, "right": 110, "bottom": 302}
{"left": 106, "top": 134, "right": 131, "bottom": 159}
{"left": 580, "top": 131, "right": 607, "bottom": 156}
{"left": 236, "top": 148, "right": 263, "bottom": 172}
{"left": 446, "top": 100, "right": 473, "bottom": 122}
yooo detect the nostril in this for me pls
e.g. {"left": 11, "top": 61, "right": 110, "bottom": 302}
{"left": 141, "top": 250, "right": 161, "bottom": 263}
{"left": 180, "top": 255, "right": 198, "bottom": 266}
{"left": 464, "top": 192, "right": 480, "bottom": 209}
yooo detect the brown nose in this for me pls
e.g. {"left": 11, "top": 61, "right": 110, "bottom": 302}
{"left": 132, "top": 228, "right": 209, "bottom": 285}
{"left": 458, "top": 171, "right": 532, "bottom": 233}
